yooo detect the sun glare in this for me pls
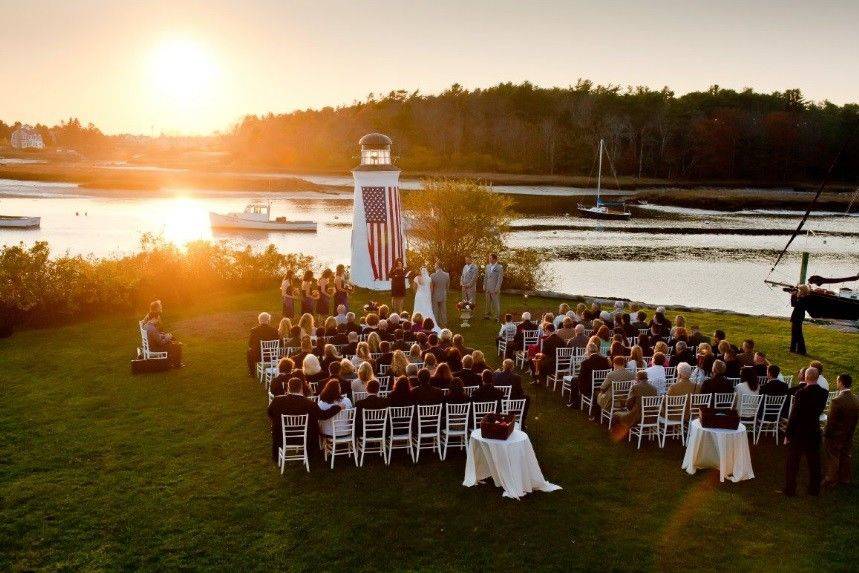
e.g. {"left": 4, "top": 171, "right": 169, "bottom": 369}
{"left": 148, "top": 38, "right": 218, "bottom": 104}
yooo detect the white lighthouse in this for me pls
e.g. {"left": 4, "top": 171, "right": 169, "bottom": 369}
{"left": 350, "top": 133, "right": 405, "bottom": 290}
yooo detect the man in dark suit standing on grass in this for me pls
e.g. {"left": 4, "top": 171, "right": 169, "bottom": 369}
{"left": 823, "top": 373, "right": 858, "bottom": 488}
{"left": 783, "top": 367, "right": 828, "bottom": 496}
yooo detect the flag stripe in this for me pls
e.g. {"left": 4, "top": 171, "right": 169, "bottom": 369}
{"left": 361, "top": 185, "right": 402, "bottom": 281}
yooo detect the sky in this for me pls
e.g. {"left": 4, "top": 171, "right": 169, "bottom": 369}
{"left": 1, "top": 0, "right": 857, "bottom": 135}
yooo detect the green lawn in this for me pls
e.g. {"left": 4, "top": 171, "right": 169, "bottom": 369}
{"left": 1, "top": 289, "right": 857, "bottom": 571}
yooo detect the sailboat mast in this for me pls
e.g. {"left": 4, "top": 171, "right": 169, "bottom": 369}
{"left": 596, "top": 138, "right": 603, "bottom": 204}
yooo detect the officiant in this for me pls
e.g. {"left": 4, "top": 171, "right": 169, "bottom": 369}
{"left": 389, "top": 258, "right": 407, "bottom": 313}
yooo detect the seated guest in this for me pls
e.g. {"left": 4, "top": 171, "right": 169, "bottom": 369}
{"left": 667, "top": 362, "right": 699, "bottom": 418}
{"left": 455, "top": 355, "right": 482, "bottom": 387}
{"left": 351, "top": 342, "right": 375, "bottom": 371}
{"left": 291, "top": 335, "right": 315, "bottom": 368}
{"left": 651, "top": 341, "right": 670, "bottom": 365}
{"left": 597, "top": 355, "right": 636, "bottom": 411}
{"left": 425, "top": 334, "right": 446, "bottom": 362}
{"left": 439, "top": 329, "right": 453, "bottom": 349}
{"left": 377, "top": 341, "right": 394, "bottom": 368}
{"left": 687, "top": 324, "right": 706, "bottom": 347}
{"left": 722, "top": 346, "right": 742, "bottom": 378}
{"left": 617, "top": 370, "right": 658, "bottom": 429}
{"left": 388, "top": 376, "right": 414, "bottom": 406}
{"left": 340, "top": 312, "right": 360, "bottom": 335}
{"left": 650, "top": 306, "right": 670, "bottom": 338}
{"left": 297, "top": 313, "right": 315, "bottom": 338}
{"left": 631, "top": 310, "right": 648, "bottom": 331}
{"left": 609, "top": 340, "right": 628, "bottom": 360}
{"left": 534, "top": 323, "right": 563, "bottom": 383}
{"left": 388, "top": 350, "right": 410, "bottom": 378}
{"left": 645, "top": 352, "right": 668, "bottom": 394}
{"left": 497, "top": 314, "right": 517, "bottom": 357}
{"left": 362, "top": 313, "right": 380, "bottom": 333}
{"left": 735, "top": 366, "right": 760, "bottom": 398}
{"left": 302, "top": 354, "right": 327, "bottom": 390}
{"left": 430, "top": 362, "right": 454, "bottom": 389}
{"left": 445, "top": 378, "right": 470, "bottom": 404}
{"left": 366, "top": 331, "right": 382, "bottom": 354}
{"left": 471, "top": 370, "right": 503, "bottom": 404}
{"left": 627, "top": 345, "right": 647, "bottom": 371}
{"left": 422, "top": 317, "right": 437, "bottom": 333}
{"left": 317, "top": 379, "right": 353, "bottom": 439}
{"left": 761, "top": 365, "right": 789, "bottom": 396}
{"left": 410, "top": 313, "right": 424, "bottom": 332}
{"left": 823, "top": 373, "right": 858, "bottom": 488}
{"left": 320, "top": 343, "right": 342, "bottom": 373}
{"left": 353, "top": 361, "right": 375, "bottom": 395}
{"left": 669, "top": 314, "right": 686, "bottom": 339}
{"left": 422, "top": 353, "right": 438, "bottom": 372}
{"left": 701, "top": 359, "right": 733, "bottom": 394}
{"left": 406, "top": 363, "right": 420, "bottom": 388}
{"left": 556, "top": 317, "right": 577, "bottom": 342}
{"left": 334, "top": 305, "right": 348, "bottom": 325}
{"left": 636, "top": 333, "right": 652, "bottom": 357}
{"left": 452, "top": 333, "right": 474, "bottom": 356}
{"left": 445, "top": 347, "right": 463, "bottom": 372}
{"left": 412, "top": 368, "right": 445, "bottom": 404}
{"left": 267, "top": 377, "right": 341, "bottom": 462}
{"left": 568, "top": 324, "right": 589, "bottom": 348}
{"left": 513, "top": 312, "right": 538, "bottom": 351}
{"left": 318, "top": 316, "right": 339, "bottom": 340}
{"left": 570, "top": 342, "right": 611, "bottom": 407}
{"left": 493, "top": 359, "right": 525, "bottom": 399}
{"left": 670, "top": 340, "right": 695, "bottom": 367}
{"left": 354, "top": 379, "right": 390, "bottom": 436}
{"left": 696, "top": 343, "right": 716, "bottom": 375}
{"left": 283, "top": 325, "right": 303, "bottom": 349}
{"left": 553, "top": 303, "right": 570, "bottom": 328}
{"left": 376, "top": 319, "right": 392, "bottom": 342}
{"left": 752, "top": 352, "right": 769, "bottom": 378}
{"left": 270, "top": 357, "right": 295, "bottom": 397}
{"left": 246, "top": 311, "right": 278, "bottom": 376}
{"left": 471, "top": 350, "right": 488, "bottom": 374}
{"left": 277, "top": 317, "right": 292, "bottom": 339}
{"left": 620, "top": 313, "right": 637, "bottom": 339}
{"left": 408, "top": 343, "right": 424, "bottom": 364}
{"left": 337, "top": 359, "right": 358, "bottom": 398}
{"left": 738, "top": 339, "right": 756, "bottom": 367}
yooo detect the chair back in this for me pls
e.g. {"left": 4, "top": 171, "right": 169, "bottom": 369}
{"left": 760, "top": 394, "right": 786, "bottom": 420}
{"left": 472, "top": 401, "right": 497, "bottom": 427}
{"left": 611, "top": 380, "right": 634, "bottom": 409}
{"left": 417, "top": 404, "right": 442, "bottom": 433}
{"left": 738, "top": 394, "right": 763, "bottom": 419}
{"left": 522, "top": 329, "right": 540, "bottom": 348}
{"left": 379, "top": 364, "right": 390, "bottom": 375}
{"left": 463, "top": 385, "right": 478, "bottom": 397}
{"left": 639, "top": 395, "right": 664, "bottom": 426}
{"left": 376, "top": 376, "right": 391, "bottom": 392}
{"left": 361, "top": 408, "right": 388, "bottom": 437}
{"left": 592, "top": 369, "right": 610, "bottom": 390}
{"left": 713, "top": 393, "right": 735, "bottom": 409}
{"left": 353, "top": 391, "right": 368, "bottom": 403}
{"left": 260, "top": 339, "right": 281, "bottom": 364}
{"left": 388, "top": 405, "right": 415, "bottom": 436}
{"left": 329, "top": 408, "right": 355, "bottom": 438}
{"left": 663, "top": 394, "right": 688, "bottom": 421}
{"left": 495, "top": 385, "right": 512, "bottom": 399}
{"left": 664, "top": 366, "right": 677, "bottom": 383}
{"left": 782, "top": 375, "right": 794, "bottom": 386}
{"left": 726, "top": 377, "right": 741, "bottom": 389}
{"left": 555, "top": 347, "right": 575, "bottom": 373}
{"left": 445, "top": 402, "right": 471, "bottom": 434}
{"left": 138, "top": 321, "right": 151, "bottom": 354}
{"left": 502, "top": 399, "right": 527, "bottom": 424}
{"left": 690, "top": 393, "right": 711, "bottom": 418}
{"left": 825, "top": 391, "right": 837, "bottom": 415}
{"left": 281, "top": 414, "right": 309, "bottom": 445}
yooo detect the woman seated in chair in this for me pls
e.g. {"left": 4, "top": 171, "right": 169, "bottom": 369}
{"left": 317, "top": 380, "right": 353, "bottom": 438}
{"left": 141, "top": 300, "right": 183, "bottom": 368}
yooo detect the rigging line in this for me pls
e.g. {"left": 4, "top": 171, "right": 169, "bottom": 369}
{"left": 846, "top": 187, "right": 858, "bottom": 215}
{"left": 603, "top": 140, "right": 622, "bottom": 191}
{"left": 767, "top": 149, "right": 842, "bottom": 280}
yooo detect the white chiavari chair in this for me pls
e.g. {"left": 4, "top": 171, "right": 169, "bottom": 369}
{"left": 278, "top": 414, "right": 309, "bottom": 473}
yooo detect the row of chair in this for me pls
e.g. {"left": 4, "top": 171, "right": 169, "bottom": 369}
{"left": 277, "top": 399, "right": 527, "bottom": 471}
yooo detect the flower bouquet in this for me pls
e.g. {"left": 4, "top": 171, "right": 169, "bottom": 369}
{"left": 456, "top": 299, "right": 475, "bottom": 328}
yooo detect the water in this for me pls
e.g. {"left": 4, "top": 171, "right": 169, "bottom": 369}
{"left": 1, "top": 178, "right": 856, "bottom": 317}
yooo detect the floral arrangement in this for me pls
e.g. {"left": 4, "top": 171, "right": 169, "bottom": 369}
{"left": 456, "top": 300, "right": 475, "bottom": 311}
{"left": 363, "top": 301, "right": 380, "bottom": 313}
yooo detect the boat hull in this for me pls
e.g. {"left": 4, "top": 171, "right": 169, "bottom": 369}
{"left": 576, "top": 205, "right": 631, "bottom": 221}
{"left": 0, "top": 216, "right": 40, "bottom": 228}
{"left": 209, "top": 212, "right": 317, "bottom": 232}
{"left": 805, "top": 291, "right": 859, "bottom": 321}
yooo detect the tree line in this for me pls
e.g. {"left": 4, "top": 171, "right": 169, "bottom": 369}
{"left": 228, "top": 81, "right": 858, "bottom": 184}
{"left": 0, "top": 118, "right": 110, "bottom": 155}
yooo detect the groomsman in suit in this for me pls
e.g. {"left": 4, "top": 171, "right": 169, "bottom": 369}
{"left": 460, "top": 255, "right": 478, "bottom": 303}
{"left": 430, "top": 261, "right": 450, "bottom": 326}
{"left": 483, "top": 253, "right": 504, "bottom": 321}
{"left": 823, "top": 373, "right": 858, "bottom": 488}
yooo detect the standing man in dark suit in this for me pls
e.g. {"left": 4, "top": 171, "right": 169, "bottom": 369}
{"left": 266, "top": 378, "right": 341, "bottom": 463}
{"left": 783, "top": 367, "right": 829, "bottom": 496}
{"left": 247, "top": 312, "right": 280, "bottom": 376}
{"left": 823, "top": 373, "right": 858, "bottom": 488}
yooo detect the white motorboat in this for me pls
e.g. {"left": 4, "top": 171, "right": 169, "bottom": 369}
{"left": 0, "top": 215, "right": 40, "bottom": 228}
{"left": 209, "top": 202, "right": 317, "bottom": 232}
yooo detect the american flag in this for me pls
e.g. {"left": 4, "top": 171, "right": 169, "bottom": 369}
{"left": 361, "top": 185, "right": 404, "bottom": 281}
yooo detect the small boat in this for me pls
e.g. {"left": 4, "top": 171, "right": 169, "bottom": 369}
{"left": 209, "top": 202, "right": 317, "bottom": 232}
{"left": 577, "top": 138, "right": 631, "bottom": 221}
{"left": 0, "top": 215, "right": 40, "bottom": 228}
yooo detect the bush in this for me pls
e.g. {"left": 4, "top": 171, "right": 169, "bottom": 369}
{"left": 0, "top": 236, "right": 313, "bottom": 332}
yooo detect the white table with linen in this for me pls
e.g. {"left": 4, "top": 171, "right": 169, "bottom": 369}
{"left": 463, "top": 428, "right": 561, "bottom": 499}
{"left": 682, "top": 419, "right": 754, "bottom": 483}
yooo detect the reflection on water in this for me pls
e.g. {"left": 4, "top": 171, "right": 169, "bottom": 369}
{"left": 1, "top": 180, "right": 856, "bottom": 317}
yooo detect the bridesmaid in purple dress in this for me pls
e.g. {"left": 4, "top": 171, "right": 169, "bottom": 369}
{"left": 334, "top": 264, "right": 351, "bottom": 312}
{"left": 317, "top": 268, "right": 334, "bottom": 318}
{"left": 301, "top": 270, "right": 315, "bottom": 316}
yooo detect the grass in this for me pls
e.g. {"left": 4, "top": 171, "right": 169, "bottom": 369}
{"left": 1, "top": 289, "right": 857, "bottom": 571}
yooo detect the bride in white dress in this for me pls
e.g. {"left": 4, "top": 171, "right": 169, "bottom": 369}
{"left": 412, "top": 267, "right": 440, "bottom": 332}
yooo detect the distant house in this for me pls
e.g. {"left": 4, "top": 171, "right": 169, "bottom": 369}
{"left": 10, "top": 125, "right": 45, "bottom": 149}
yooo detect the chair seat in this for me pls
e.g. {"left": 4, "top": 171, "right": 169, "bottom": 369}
{"left": 657, "top": 416, "right": 683, "bottom": 425}
{"left": 442, "top": 428, "right": 467, "bottom": 436}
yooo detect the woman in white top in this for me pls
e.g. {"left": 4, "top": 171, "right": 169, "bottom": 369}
{"left": 644, "top": 352, "right": 668, "bottom": 394}
{"left": 627, "top": 345, "right": 647, "bottom": 372}
{"left": 353, "top": 362, "right": 375, "bottom": 395}
{"left": 317, "top": 379, "right": 353, "bottom": 437}
{"left": 734, "top": 366, "right": 761, "bottom": 398}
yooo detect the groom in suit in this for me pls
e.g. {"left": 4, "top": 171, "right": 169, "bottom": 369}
{"left": 483, "top": 253, "right": 503, "bottom": 322}
{"left": 460, "top": 255, "right": 478, "bottom": 303}
{"left": 430, "top": 262, "right": 450, "bottom": 327}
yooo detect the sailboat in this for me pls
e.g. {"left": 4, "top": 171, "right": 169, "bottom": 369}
{"left": 577, "top": 139, "right": 631, "bottom": 221}
{"left": 765, "top": 183, "right": 858, "bottom": 321}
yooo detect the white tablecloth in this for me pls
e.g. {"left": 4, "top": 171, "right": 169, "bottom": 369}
{"left": 463, "top": 428, "right": 562, "bottom": 499}
{"left": 682, "top": 419, "right": 754, "bottom": 483}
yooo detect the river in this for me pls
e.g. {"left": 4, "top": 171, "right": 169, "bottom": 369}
{"left": 1, "top": 178, "right": 856, "bottom": 317}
